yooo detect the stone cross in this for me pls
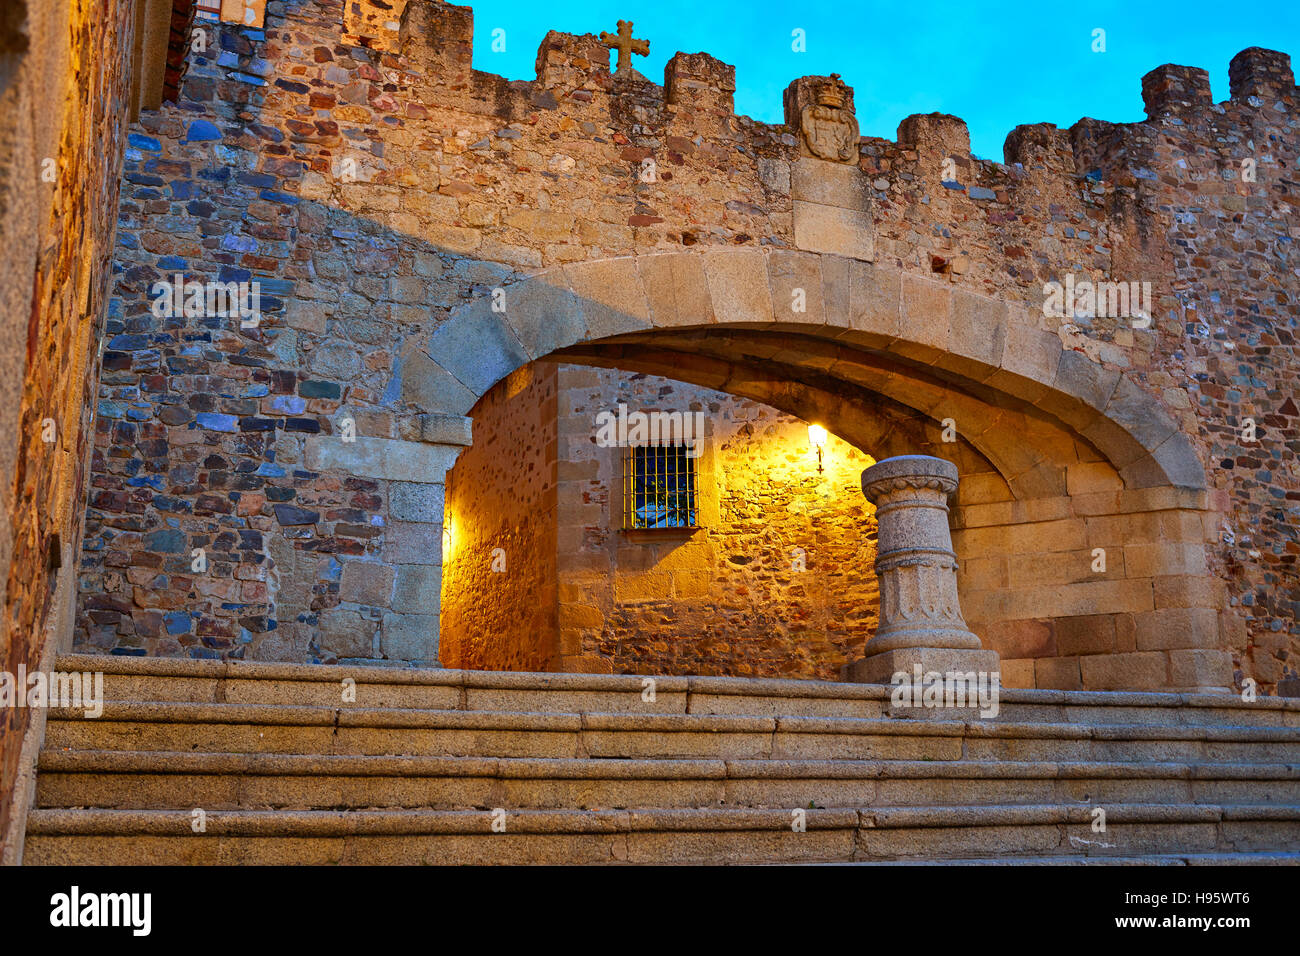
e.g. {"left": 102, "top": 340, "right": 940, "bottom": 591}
{"left": 600, "top": 20, "right": 649, "bottom": 74}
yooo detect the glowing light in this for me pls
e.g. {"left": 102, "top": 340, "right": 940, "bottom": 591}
{"left": 807, "top": 424, "right": 828, "bottom": 474}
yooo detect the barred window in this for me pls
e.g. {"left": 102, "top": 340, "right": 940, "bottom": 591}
{"left": 623, "top": 443, "right": 698, "bottom": 530}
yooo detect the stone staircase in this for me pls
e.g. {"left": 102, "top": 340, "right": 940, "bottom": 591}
{"left": 23, "top": 654, "right": 1300, "bottom": 865}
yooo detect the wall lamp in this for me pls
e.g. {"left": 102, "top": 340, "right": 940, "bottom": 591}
{"left": 807, "top": 424, "right": 828, "bottom": 473}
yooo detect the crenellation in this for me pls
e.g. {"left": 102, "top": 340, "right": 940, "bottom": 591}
{"left": 1068, "top": 118, "right": 1135, "bottom": 182}
{"left": 361, "top": 0, "right": 1291, "bottom": 245}
{"left": 1005, "top": 123, "right": 1075, "bottom": 177}
{"left": 399, "top": 0, "right": 474, "bottom": 72}
{"left": 664, "top": 51, "right": 735, "bottom": 114}
{"left": 897, "top": 112, "right": 971, "bottom": 163}
{"left": 1141, "top": 63, "right": 1213, "bottom": 120}
{"left": 534, "top": 30, "right": 614, "bottom": 92}
{"left": 1229, "top": 47, "right": 1295, "bottom": 103}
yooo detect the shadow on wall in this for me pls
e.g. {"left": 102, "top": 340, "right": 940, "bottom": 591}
{"left": 79, "top": 28, "right": 537, "bottom": 665}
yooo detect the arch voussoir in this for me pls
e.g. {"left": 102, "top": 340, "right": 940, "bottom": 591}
{"left": 767, "top": 248, "right": 827, "bottom": 324}
{"left": 701, "top": 246, "right": 774, "bottom": 325}
{"left": 845, "top": 258, "right": 903, "bottom": 346}
{"left": 423, "top": 249, "right": 1206, "bottom": 495}
{"left": 397, "top": 343, "right": 477, "bottom": 416}
{"left": 560, "top": 257, "right": 653, "bottom": 340}
{"left": 501, "top": 273, "right": 586, "bottom": 358}
{"left": 428, "top": 296, "right": 529, "bottom": 397}
{"left": 636, "top": 253, "right": 715, "bottom": 327}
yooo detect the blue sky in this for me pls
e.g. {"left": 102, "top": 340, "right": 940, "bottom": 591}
{"left": 465, "top": 0, "right": 1300, "bottom": 160}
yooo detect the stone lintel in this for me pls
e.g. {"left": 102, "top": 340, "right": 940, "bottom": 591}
{"left": 304, "top": 435, "right": 464, "bottom": 484}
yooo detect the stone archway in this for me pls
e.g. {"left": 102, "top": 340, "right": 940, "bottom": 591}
{"left": 317, "top": 250, "right": 1229, "bottom": 692}
{"left": 409, "top": 249, "right": 1206, "bottom": 493}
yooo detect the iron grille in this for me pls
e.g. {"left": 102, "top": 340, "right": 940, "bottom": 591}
{"left": 623, "top": 442, "right": 698, "bottom": 530}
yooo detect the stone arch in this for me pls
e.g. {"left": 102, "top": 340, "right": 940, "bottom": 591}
{"left": 411, "top": 249, "right": 1206, "bottom": 497}
{"left": 396, "top": 250, "right": 1230, "bottom": 692}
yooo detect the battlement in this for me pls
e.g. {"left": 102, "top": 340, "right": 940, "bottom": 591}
{"left": 362, "top": 0, "right": 1296, "bottom": 193}
{"left": 665, "top": 52, "right": 735, "bottom": 113}
{"left": 398, "top": 0, "right": 473, "bottom": 71}
{"left": 1230, "top": 46, "right": 1295, "bottom": 101}
{"left": 1141, "top": 64, "right": 1213, "bottom": 119}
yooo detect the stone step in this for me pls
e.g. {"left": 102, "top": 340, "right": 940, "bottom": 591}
{"left": 32, "top": 658, "right": 1300, "bottom": 864}
{"left": 56, "top": 654, "right": 1300, "bottom": 729}
{"left": 822, "top": 852, "right": 1300, "bottom": 866}
{"left": 24, "top": 803, "right": 1300, "bottom": 865}
{"left": 43, "top": 702, "right": 1300, "bottom": 762}
{"left": 35, "top": 750, "right": 1300, "bottom": 811}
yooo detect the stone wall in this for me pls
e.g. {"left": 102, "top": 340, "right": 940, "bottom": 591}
{"left": 0, "top": 0, "right": 138, "bottom": 862}
{"left": 69, "top": 0, "right": 1298, "bottom": 694}
{"left": 554, "top": 366, "right": 878, "bottom": 679}
{"left": 442, "top": 363, "right": 877, "bottom": 678}
{"left": 441, "top": 362, "right": 558, "bottom": 671}
{"left": 1072, "top": 56, "right": 1300, "bottom": 695}
{"left": 76, "top": 2, "right": 471, "bottom": 665}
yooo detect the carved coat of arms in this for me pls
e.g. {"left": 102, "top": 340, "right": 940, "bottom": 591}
{"left": 800, "top": 74, "right": 859, "bottom": 163}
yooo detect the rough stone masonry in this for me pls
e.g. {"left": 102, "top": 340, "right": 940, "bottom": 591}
{"left": 72, "top": 0, "right": 1298, "bottom": 698}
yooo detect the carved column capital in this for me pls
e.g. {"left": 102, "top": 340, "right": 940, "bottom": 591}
{"left": 860, "top": 454, "right": 959, "bottom": 501}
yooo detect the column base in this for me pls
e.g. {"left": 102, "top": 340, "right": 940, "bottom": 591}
{"left": 841, "top": 646, "right": 1002, "bottom": 685}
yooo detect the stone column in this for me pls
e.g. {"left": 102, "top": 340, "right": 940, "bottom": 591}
{"left": 844, "top": 455, "right": 999, "bottom": 684}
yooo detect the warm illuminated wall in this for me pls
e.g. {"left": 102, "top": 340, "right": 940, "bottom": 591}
{"left": 555, "top": 366, "right": 878, "bottom": 679}
{"left": 443, "top": 361, "right": 879, "bottom": 679}
{"left": 440, "top": 363, "right": 558, "bottom": 671}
